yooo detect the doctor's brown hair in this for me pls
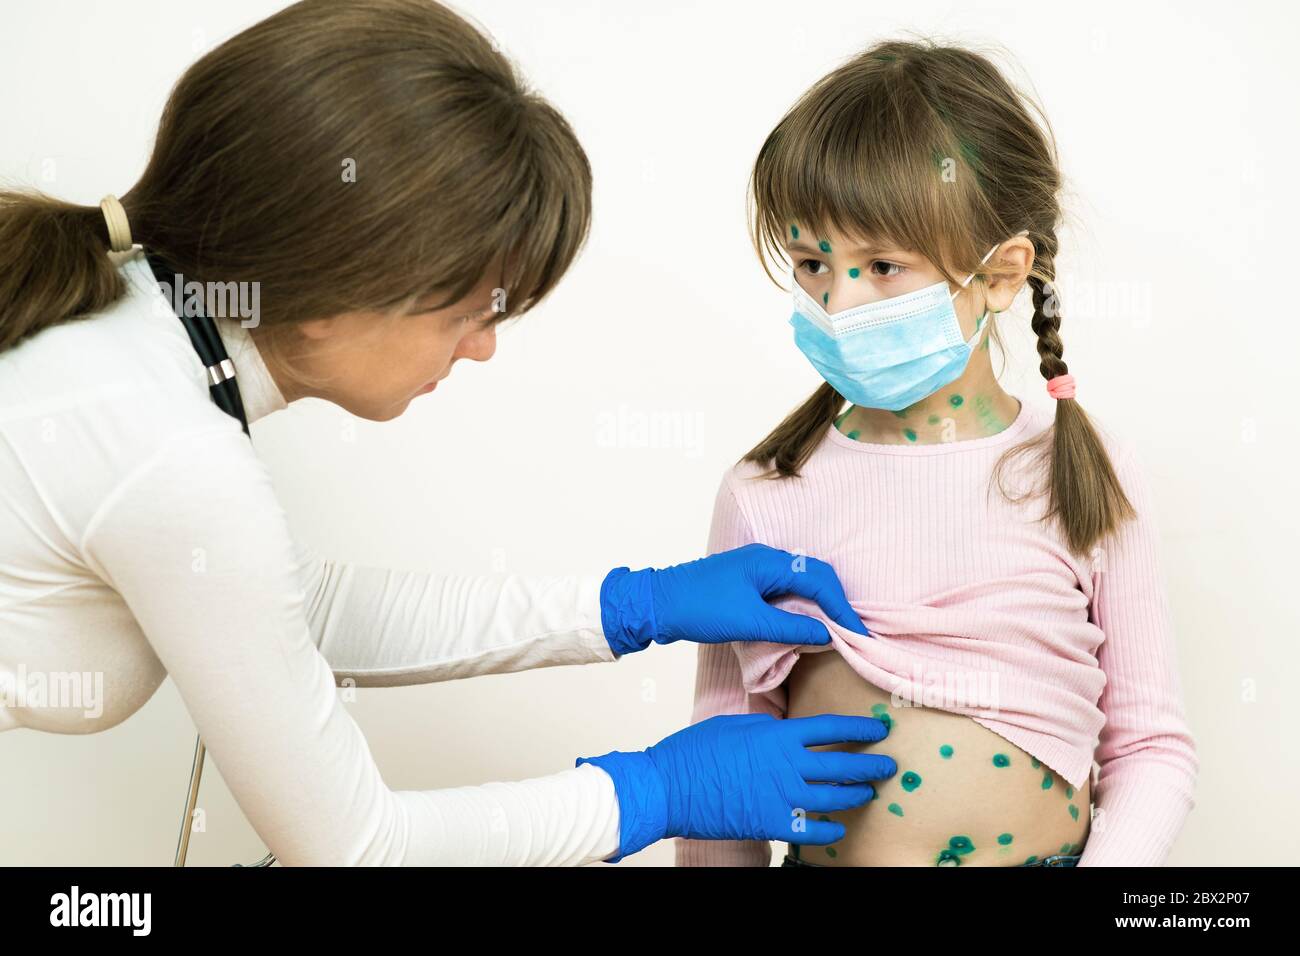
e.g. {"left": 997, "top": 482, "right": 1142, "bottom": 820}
{"left": 0, "top": 0, "right": 591, "bottom": 394}
{"left": 743, "top": 37, "right": 1133, "bottom": 557}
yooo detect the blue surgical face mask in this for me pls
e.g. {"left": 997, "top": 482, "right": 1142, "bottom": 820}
{"left": 789, "top": 232, "right": 1025, "bottom": 411}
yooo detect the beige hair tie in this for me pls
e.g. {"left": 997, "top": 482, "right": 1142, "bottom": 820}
{"left": 99, "top": 194, "right": 134, "bottom": 252}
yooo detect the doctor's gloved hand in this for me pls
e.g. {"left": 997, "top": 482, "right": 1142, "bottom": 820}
{"left": 598, "top": 543, "right": 870, "bottom": 656}
{"left": 575, "top": 712, "right": 896, "bottom": 862}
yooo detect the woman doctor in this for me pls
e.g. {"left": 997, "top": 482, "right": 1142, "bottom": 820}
{"left": 0, "top": 0, "right": 895, "bottom": 865}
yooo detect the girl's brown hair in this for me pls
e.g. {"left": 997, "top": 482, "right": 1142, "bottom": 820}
{"left": 744, "top": 35, "right": 1133, "bottom": 557}
{"left": 0, "top": 0, "right": 592, "bottom": 395}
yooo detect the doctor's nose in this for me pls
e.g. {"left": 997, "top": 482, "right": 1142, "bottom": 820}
{"left": 456, "top": 325, "right": 497, "bottom": 363}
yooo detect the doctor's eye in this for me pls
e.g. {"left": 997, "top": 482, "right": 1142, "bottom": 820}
{"left": 796, "top": 259, "right": 830, "bottom": 278}
{"left": 869, "top": 260, "right": 908, "bottom": 278}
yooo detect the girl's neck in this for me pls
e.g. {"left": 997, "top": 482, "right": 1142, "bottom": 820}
{"left": 834, "top": 353, "right": 1022, "bottom": 446}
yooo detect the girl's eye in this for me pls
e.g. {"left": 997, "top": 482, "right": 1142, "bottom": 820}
{"left": 870, "top": 260, "right": 907, "bottom": 278}
{"left": 797, "top": 259, "right": 829, "bottom": 278}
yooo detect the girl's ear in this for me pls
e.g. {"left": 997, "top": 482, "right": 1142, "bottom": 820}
{"left": 986, "top": 236, "right": 1036, "bottom": 312}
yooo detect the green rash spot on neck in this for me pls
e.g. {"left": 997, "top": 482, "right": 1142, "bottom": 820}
{"left": 819, "top": 240, "right": 832, "bottom": 253}
{"left": 846, "top": 429, "right": 860, "bottom": 440}
{"left": 903, "top": 428, "right": 917, "bottom": 442}
{"left": 1031, "top": 758, "right": 1040, "bottom": 769}
{"left": 980, "top": 334, "right": 991, "bottom": 351}
{"left": 997, "top": 833, "right": 1013, "bottom": 845}
{"left": 939, "top": 744, "right": 953, "bottom": 759}
{"left": 1068, "top": 804, "right": 1079, "bottom": 821}
{"left": 1065, "top": 785, "right": 1074, "bottom": 798}
{"left": 848, "top": 267, "right": 860, "bottom": 278}
{"left": 888, "top": 803, "right": 904, "bottom": 816}
{"left": 948, "top": 394, "right": 964, "bottom": 408}
{"left": 790, "top": 224, "right": 799, "bottom": 239}
{"left": 992, "top": 753, "right": 1010, "bottom": 768}
{"left": 1042, "top": 773, "right": 1054, "bottom": 790}
{"left": 901, "top": 771, "right": 922, "bottom": 792}
{"left": 890, "top": 408, "right": 908, "bottom": 418}
{"left": 928, "top": 414, "right": 940, "bottom": 425}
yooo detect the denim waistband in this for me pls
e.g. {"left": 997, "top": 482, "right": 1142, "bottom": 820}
{"left": 782, "top": 844, "right": 1082, "bottom": 867}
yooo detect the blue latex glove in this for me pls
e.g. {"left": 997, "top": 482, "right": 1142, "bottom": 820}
{"left": 576, "top": 712, "right": 895, "bottom": 862}
{"left": 600, "top": 543, "right": 871, "bottom": 656}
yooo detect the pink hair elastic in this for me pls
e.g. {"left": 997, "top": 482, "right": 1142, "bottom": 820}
{"left": 1046, "top": 374, "right": 1076, "bottom": 400}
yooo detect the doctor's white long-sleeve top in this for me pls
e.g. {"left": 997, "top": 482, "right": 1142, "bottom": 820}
{"left": 0, "top": 248, "right": 624, "bottom": 865}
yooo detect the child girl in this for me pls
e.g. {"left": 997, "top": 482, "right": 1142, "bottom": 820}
{"left": 676, "top": 38, "right": 1198, "bottom": 867}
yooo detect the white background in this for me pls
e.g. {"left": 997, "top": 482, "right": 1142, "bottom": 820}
{"left": 1, "top": 0, "right": 1295, "bottom": 865}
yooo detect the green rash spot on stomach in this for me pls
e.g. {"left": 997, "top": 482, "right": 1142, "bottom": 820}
{"left": 939, "top": 744, "right": 953, "bottom": 758}
{"left": 1068, "top": 804, "right": 1079, "bottom": 821}
{"left": 1031, "top": 758, "right": 1040, "bottom": 769}
{"left": 1065, "top": 785, "right": 1074, "bottom": 798}
{"left": 1024, "top": 855, "right": 1039, "bottom": 864}
{"left": 948, "top": 836, "right": 975, "bottom": 855}
{"left": 901, "top": 771, "right": 922, "bottom": 792}
{"left": 997, "top": 833, "right": 1013, "bottom": 845}
{"left": 1042, "top": 773, "right": 1054, "bottom": 790}
{"left": 888, "top": 803, "right": 904, "bottom": 816}
{"left": 903, "top": 428, "right": 917, "bottom": 441}
{"left": 992, "top": 753, "right": 1010, "bottom": 768}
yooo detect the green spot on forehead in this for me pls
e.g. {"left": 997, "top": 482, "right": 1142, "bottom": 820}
{"left": 818, "top": 240, "right": 832, "bottom": 253}
{"left": 790, "top": 224, "right": 799, "bottom": 239}
{"left": 992, "top": 753, "right": 1010, "bottom": 768}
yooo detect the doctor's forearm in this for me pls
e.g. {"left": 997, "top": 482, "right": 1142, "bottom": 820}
{"left": 293, "top": 541, "right": 618, "bottom": 685}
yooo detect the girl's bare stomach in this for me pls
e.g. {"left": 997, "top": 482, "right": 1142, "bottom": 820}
{"left": 784, "top": 649, "right": 1091, "bottom": 866}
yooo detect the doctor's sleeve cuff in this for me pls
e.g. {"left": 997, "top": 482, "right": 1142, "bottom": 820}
{"left": 574, "top": 749, "right": 669, "bottom": 863}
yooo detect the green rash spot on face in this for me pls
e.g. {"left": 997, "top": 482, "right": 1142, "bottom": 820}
{"left": 888, "top": 803, "right": 904, "bottom": 816}
{"left": 901, "top": 771, "right": 922, "bottom": 792}
{"left": 927, "top": 414, "right": 940, "bottom": 425}
{"left": 790, "top": 224, "right": 799, "bottom": 239}
{"left": 1068, "top": 804, "right": 1079, "bottom": 821}
{"left": 992, "top": 753, "right": 1010, "bottom": 768}
{"left": 1065, "top": 785, "right": 1074, "bottom": 798}
{"left": 1042, "top": 774, "right": 1054, "bottom": 791}
{"left": 997, "top": 833, "right": 1013, "bottom": 845}
{"left": 939, "top": 744, "right": 953, "bottom": 759}
{"left": 903, "top": 428, "right": 917, "bottom": 442}
{"left": 818, "top": 240, "right": 831, "bottom": 253}
{"left": 948, "top": 394, "right": 964, "bottom": 408}
{"left": 1030, "top": 758, "right": 1040, "bottom": 769}
{"left": 822, "top": 292, "right": 829, "bottom": 306}
{"left": 846, "top": 430, "right": 860, "bottom": 440}
{"left": 848, "top": 267, "right": 860, "bottom": 278}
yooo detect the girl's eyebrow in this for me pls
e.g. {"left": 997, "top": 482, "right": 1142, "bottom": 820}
{"left": 785, "top": 239, "right": 912, "bottom": 258}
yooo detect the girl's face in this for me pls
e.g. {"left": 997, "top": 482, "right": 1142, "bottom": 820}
{"left": 255, "top": 268, "right": 503, "bottom": 421}
{"left": 784, "top": 223, "right": 1016, "bottom": 342}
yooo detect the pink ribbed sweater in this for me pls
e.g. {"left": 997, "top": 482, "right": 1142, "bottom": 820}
{"left": 675, "top": 396, "right": 1198, "bottom": 867}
